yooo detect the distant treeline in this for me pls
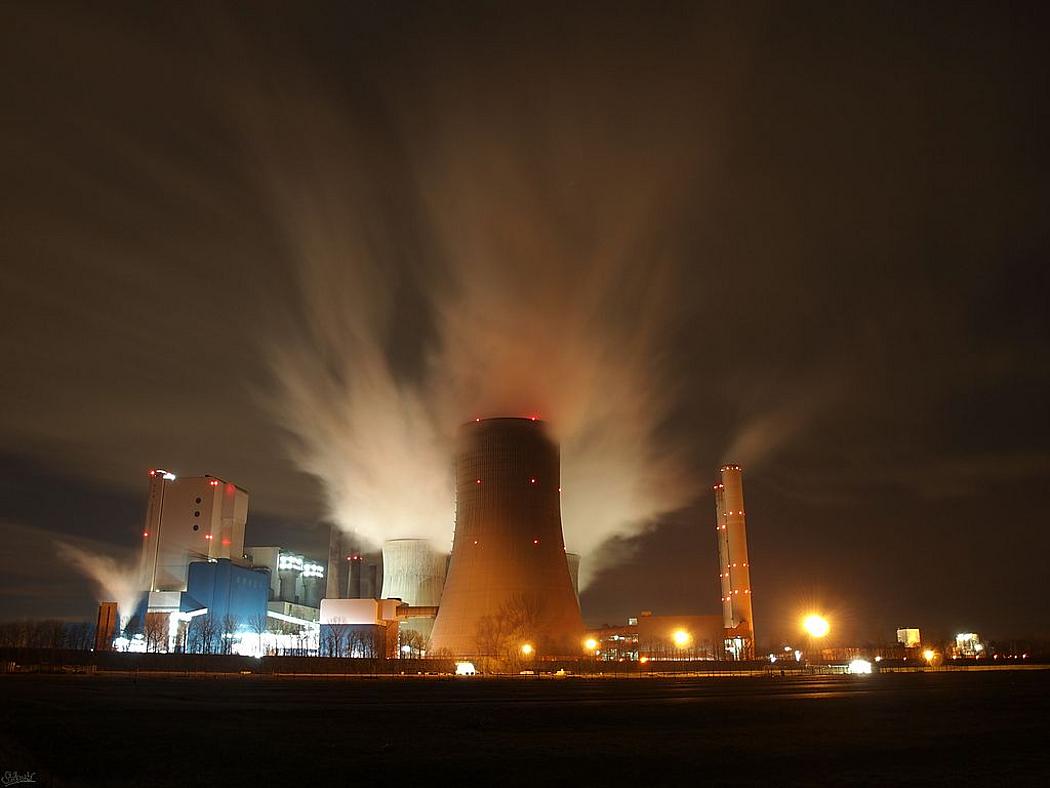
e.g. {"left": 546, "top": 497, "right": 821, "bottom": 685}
{"left": 0, "top": 620, "right": 96, "bottom": 650}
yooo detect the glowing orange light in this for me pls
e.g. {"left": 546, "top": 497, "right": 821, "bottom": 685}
{"left": 148, "top": 469, "right": 156, "bottom": 477}
{"left": 143, "top": 531, "right": 149, "bottom": 537}
{"left": 210, "top": 480, "right": 219, "bottom": 487}
{"left": 532, "top": 539, "right": 539, "bottom": 545}
{"left": 802, "top": 614, "right": 830, "bottom": 639}
{"left": 475, "top": 479, "right": 481, "bottom": 485}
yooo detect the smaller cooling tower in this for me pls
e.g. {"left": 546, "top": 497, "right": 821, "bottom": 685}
{"left": 565, "top": 552, "right": 581, "bottom": 601}
{"left": 302, "top": 561, "right": 326, "bottom": 608}
{"left": 381, "top": 539, "right": 447, "bottom": 637}
{"left": 277, "top": 553, "right": 303, "bottom": 603}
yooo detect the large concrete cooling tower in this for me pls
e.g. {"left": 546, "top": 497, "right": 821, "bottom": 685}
{"left": 430, "top": 418, "right": 584, "bottom": 657}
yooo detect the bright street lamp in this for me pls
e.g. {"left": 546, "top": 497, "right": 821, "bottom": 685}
{"left": 802, "top": 614, "right": 830, "bottom": 639}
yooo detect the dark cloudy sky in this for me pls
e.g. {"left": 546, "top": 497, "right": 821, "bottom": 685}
{"left": 2, "top": 1, "right": 1047, "bottom": 644}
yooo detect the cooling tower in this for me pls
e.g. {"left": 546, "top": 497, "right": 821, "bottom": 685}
{"left": 380, "top": 539, "right": 446, "bottom": 636}
{"left": 565, "top": 552, "right": 581, "bottom": 601}
{"left": 430, "top": 418, "right": 585, "bottom": 657}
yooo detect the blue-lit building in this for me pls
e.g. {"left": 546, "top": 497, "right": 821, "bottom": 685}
{"left": 182, "top": 559, "right": 269, "bottom": 630}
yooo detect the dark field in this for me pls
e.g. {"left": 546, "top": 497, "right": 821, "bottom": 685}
{"left": 1, "top": 670, "right": 1048, "bottom": 786}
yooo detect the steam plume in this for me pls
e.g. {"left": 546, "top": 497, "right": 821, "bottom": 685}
{"left": 56, "top": 541, "right": 143, "bottom": 628}
{"left": 254, "top": 49, "right": 706, "bottom": 584}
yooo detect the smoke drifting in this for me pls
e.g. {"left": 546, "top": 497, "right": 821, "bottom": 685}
{"left": 255, "top": 27, "right": 713, "bottom": 583}
{"left": 56, "top": 541, "right": 142, "bottom": 627}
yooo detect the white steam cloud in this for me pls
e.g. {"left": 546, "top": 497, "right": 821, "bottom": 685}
{"left": 56, "top": 541, "right": 143, "bottom": 628}
{"left": 250, "top": 59, "right": 706, "bottom": 585}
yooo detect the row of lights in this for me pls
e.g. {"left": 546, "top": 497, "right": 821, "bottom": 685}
{"left": 520, "top": 631, "right": 694, "bottom": 659}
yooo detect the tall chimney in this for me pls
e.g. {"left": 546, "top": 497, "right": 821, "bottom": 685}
{"left": 715, "top": 464, "right": 755, "bottom": 659}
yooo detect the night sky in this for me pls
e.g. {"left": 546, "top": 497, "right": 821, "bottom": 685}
{"left": 2, "top": 2, "right": 1047, "bottom": 644}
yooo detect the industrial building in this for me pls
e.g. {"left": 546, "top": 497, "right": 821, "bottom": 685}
{"left": 587, "top": 612, "right": 726, "bottom": 661}
{"left": 897, "top": 628, "right": 921, "bottom": 648}
{"left": 111, "top": 447, "right": 761, "bottom": 664}
{"left": 140, "top": 470, "right": 248, "bottom": 593}
{"left": 319, "top": 598, "right": 406, "bottom": 658}
{"left": 129, "top": 470, "right": 323, "bottom": 654}
{"left": 347, "top": 551, "right": 382, "bottom": 599}
{"left": 714, "top": 464, "right": 755, "bottom": 659}
{"left": 95, "top": 602, "right": 118, "bottom": 652}
{"left": 183, "top": 559, "right": 269, "bottom": 632}
{"left": 243, "top": 546, "right": 327, "bottom": 625}
{"left": 430, "top": 418, "right": 584, "bottom": 657}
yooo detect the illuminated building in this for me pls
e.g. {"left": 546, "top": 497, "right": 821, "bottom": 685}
{"left": 430, "top": 418, "right": 584, "bottom": 656}
{"left": 244, "top": 546, "right": 326, "bottom": 622}
{"left": 897, "top": 628, "right": 921, "bottom": 649}
{"left": 714, "top": 464, "right": 755, "bottom": 659}
{"left": 586, "top": 612, "right": 725, "bottom": 661}
{"left": 319, "top": 598, "right": 404, "bottom": 658}
{"left": 183, "top": 559, "right": 269, "bottom": 633}
{"left": 952, "top": 632, "right": 985, "bottom": 658}
{"left": 140, "top": 469, "right": 248, "bottom": 593}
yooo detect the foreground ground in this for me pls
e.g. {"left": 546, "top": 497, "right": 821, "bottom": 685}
{"left": 1, "top": 670, "right": 1047, "bottom": 786}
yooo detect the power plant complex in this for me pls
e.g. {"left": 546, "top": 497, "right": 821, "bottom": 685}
{"left": 104, "top": 418, "right": 759, "bottom": 663}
